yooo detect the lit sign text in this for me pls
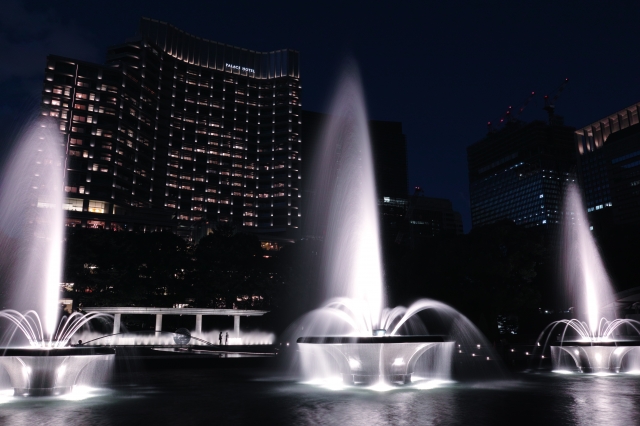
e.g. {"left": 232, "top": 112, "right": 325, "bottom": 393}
{"left": 225, "top": 63, "right": 255, "bottom": 74}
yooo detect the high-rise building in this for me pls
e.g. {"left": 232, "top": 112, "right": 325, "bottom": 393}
{"left": 40, "top": 17, "right": 301, "bottom": 241}
{"left": 369, "top": 119, "right": 408, "bottom": 199}
{"left": 380, "top": 194, "right": 463, "bottom": 244}
{"left": 300, "top": 111, "right": 407, "bottom": 235}
{"left": 467, "top": 119, "right": 576, "bottom": 229}
{"left": 410, "top": 196, "right": 463, "bottom": 237}
{"left": 301, "top": 111, "right": 407, "bottom": 198}
{"left": 576, "top": 102, "right": 640, "bottom": 226}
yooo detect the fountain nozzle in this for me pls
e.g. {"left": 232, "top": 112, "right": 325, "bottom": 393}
{"left": 373, "top": 329, "right": 386, "bottom": 337}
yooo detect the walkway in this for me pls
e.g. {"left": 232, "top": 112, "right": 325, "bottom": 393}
{"left": 84, "top": 307, "right": 269, "bottom": 337}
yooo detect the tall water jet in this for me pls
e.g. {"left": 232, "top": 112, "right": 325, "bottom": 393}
{"left": 0, "top": 117, "right": 114, "bottom": 395}
{"left": 0, "top": 118, "right": 66, "bottom": 338}
{"left": 536, "top": 184, "right": 640, "bottom": 373}
{"left": 307, "top": 64, "right": 384, "bottom": 330}
{"left": 563, "top": 185, "right": 616, "bottom": 336}
{"left": 296, "top": 64, "right": 500, "bottom": 386}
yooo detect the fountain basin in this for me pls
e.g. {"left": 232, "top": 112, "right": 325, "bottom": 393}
{"left": 0, "top": 347, "right": 115, "bottom": 396}
{"left": 297, "top": 335, "right": 452, "bottom": 384}
{"left": 550, "top": 341, "right": 640, "bottom": 373}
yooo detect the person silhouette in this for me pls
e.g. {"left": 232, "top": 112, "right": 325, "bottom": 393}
{"left": 219, "top": 331, "right": 222, "bottom": 345}
{"left": 225, "top": 332, "right": 229, "bottom": 345}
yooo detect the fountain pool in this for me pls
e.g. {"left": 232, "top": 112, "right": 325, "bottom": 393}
{"left": 295, "top": 64, "right": 500, "bottom": 386}
{"left": 536, "top": 185, "right": 640, "bottom": 373}
{"left": 0, "top": 118, "right": 114, "bottom": 395}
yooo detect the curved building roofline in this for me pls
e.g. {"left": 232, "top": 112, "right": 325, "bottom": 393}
{"left": 138, "top": 17, "right": 300, "bottom": 79}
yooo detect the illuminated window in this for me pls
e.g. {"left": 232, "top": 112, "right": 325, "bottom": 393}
{"left": 261, "top": 241, "right": 281, "bottom": 251}
{"left": 64, "top": 198, "right": 84, "bottom": 212}
{"left": 88, "top": 200, "right": 107, "bottom": 214}
{"left": 87, "top": 220, "right": 105, "bottom": 229}
{"left": 65, "top": 218, "right": 82, "bottom": 227}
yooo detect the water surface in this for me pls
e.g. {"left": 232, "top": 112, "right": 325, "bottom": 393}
{"left": 1, "top": 367, "right": 639, "bottom": 425}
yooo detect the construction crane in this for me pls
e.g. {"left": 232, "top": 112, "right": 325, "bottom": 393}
{"left": 543, "top": 78, "right": 569, "bottom": 122}
{"left": 395, "top": 186, "right": 424, "bottom": 244}
{"left": 511, "top": 91, "right": 536, "bottom": 122}
{"left": 487, "top": 91, "right": 536, "bottom": 133}
{"left": 487, "top": 106, "right": 513, "bottom": 133}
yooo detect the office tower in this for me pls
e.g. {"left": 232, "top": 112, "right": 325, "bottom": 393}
{"left": 300, "top": 110, "right": 407, "bottom": 235}
{"left": 468, "top": 120, "right": 576, "bottom": 229}
{"left": 381, "top": 194, "right": 463, "bottom": 244}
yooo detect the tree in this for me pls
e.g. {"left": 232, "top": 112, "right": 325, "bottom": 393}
{"left": 191, "top": 224, "right": 276, "bottom": 309}
{"left": 63, "top": 229, "right": 190, "bottom": 307}
{"left": 385, "top": 220, "right": 544, "bottom": 340}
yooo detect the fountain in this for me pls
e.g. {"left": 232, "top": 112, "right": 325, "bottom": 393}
{"left": 296, "top": 64, "right": 498, "bottom": 387}
{"left": 0, "top": 118, "right": 114, "bottom": 396}
{"left": 536, "top": 184, "right": 640, "bottom": 373}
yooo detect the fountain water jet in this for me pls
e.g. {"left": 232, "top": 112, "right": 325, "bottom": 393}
{"left": 0, "top": 117, "right": 114, "bottom": 395}
{"left": 296, "top": 64, "right": 500, "bottom": 386}
{"left": 536, "top": 184, "right": 640, "bottom": 373}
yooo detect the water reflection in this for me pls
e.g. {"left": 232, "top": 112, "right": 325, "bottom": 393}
{"left": 0, "top": 371, "right": 639, "bottom": 425}
{"left": 566, "top": 376, "right": 640, "bottom": 426}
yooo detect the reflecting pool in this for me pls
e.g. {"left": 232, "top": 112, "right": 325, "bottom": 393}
{"left": 2, "top": 364, "right": 639, "bottom": 425}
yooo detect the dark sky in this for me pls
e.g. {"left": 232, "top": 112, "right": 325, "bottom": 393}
{"left": 2, "top": 0, "right": 640, "bottom": 231}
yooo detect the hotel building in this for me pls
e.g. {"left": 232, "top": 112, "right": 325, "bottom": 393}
{"left": 40, "top": 17, "right": 301, "bottom": 241}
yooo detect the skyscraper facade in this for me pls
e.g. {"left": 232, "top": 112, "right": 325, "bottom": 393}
{"left": 576, "top": 102, "right": 640, "bottom": 225}
{"left": 301, "top": 111, "right": 407, "bottom": 198}
{"left": 41, "top": 18, "right": 301, "bottom": 240}
{"left": 300, "top": 111, "right": 408, "bottom": 236}
{"left": 467, "top": 120, "right": 576, "bottom": 229}
{"left": 380, "top": 194, "right": 463, "bottom": 244}
{"left": 369, "top": 119, "right": 408, "bottom": 199}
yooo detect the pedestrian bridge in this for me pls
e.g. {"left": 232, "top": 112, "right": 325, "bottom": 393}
{"left": 84, "top": 307, "right": 269, "bottom": 337}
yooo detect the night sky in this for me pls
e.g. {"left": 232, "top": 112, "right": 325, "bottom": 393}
{"left": 2, "top": 0, "right": 640, "bottom": 231}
